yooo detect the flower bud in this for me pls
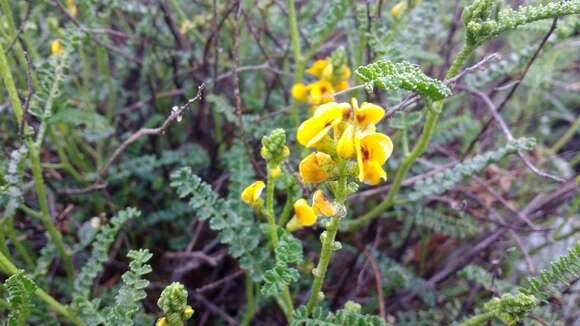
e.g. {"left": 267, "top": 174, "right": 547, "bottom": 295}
{"left": 391, "top": 2, "right": 407, "bottom": 19}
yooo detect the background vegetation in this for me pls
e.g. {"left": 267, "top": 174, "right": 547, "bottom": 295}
{"left": 0, "top": 0, "right": 579, "bottom": 325}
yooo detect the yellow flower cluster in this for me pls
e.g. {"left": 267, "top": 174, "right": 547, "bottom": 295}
{"left": 289, "top": 98, "right": 393, "bottom": 229}
{"left": 291, "top": 59, "right": 351, "bottom": 106}
{"left": 297, "top": 99, "right": 393, "bottom": 185}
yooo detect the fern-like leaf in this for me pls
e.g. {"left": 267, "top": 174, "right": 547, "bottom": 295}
{"left": 105, "top": 249, "right": 153, "bottom": 325}
{"left": 261, "top": 231, "right": 303, "bottom": 297}
{"left": 170, "top": 167, "right": 269, "bottom": 281}
{"left": 520, "top": 242, "right": 580, "bottom": 300}
{"left": 406, "top": 207, "right": 478, "bottom": 239}
{"left": 464, "top": 0, "right": 580, "bottom": 47}
{"left": 355, "top": 60, "right": 451, "bottom": 101}
{"left": 4, "top": 271, "right": 37, "bottom": 326}
{"left": 407, "top": 137, "right": 535, "bottom": 202}
{"left": 73, "top": 207, "right": 141, "bottom": 301}
{"left": 459, "top": 265, "right": 515, "bottom": 294}
{"left": 292, "top": 301, "right": 390, "bottom": 326}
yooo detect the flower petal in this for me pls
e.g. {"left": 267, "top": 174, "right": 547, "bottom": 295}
{"left": 299, "top": 152, "right": 334, "bottom": 184}
{"left": 313, "top": 190, "right": 335, "bottom": 217}
{"left": 293, "top": 198, "right": 317, "bottom": 226}
{"left": 361, "top": 161, "right": 387, "bottom": 185}
{"left": 337, "top": 125, "right": 355, "bottom": 159}
{"left": 359, "top": 132, "right": 393, "bottom": 164}
{"left": 240, "top": 181, "right": 265, "bottom": 205}
{"left": 291, "top": 83, "right": 309, "bottom": 102}
{"left": 307, "top": 59, "right": 330, "bottom": 78}
{"left": 355, "top": 102, "right": 385, "bottom": 129}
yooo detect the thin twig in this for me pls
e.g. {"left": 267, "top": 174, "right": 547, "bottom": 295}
{"left": 462, "top": 18, "right": 559, "bottom": 159}
{"left": 195, "top": 270, "right": 245, "bottom": 293}
{"left": 459, "top": 85, "right": 566, "bottom": 183}
{"left": 361, "top": 250, "right": 387, "bottom": 321}
{"left": 99, "top": 84, "right": 205, "bottom": 178}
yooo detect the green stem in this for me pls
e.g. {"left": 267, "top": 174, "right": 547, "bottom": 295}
{"left": 27, "top": 140, "right": 74, "bottom": 281}
{"left": 241, "top": 274, "right": 257, "bottom": 326}
{"left": 0, "top": 222, "right": 11, "bottom": 259}
{"left": 265, "top": 167, "right": 294, "bottom": 318}
{"left": 0, "top": 40, "right": 24, "bottom": 125}
{"left": 278, "top": 195, "right": 294, "bottom": 227}
{"left": 305, "top": 160, "right": 348, "bottom": 315}
{"left": 288, "top": 0, "right": 304, "bottom": 128}
{"left": 347, "top": 45, "right": 474, "bottom": 232}
{"left": 551, "top": 114, "right": 580, "bottom": 153}
{"left": 4, "top": 217, "right": 35, "bottom": 270}
{"left": 0, "top": 251, "right": 84, "bottom": 326}
{"left": 265, "top": 168, "right": 279, "bottom": 246}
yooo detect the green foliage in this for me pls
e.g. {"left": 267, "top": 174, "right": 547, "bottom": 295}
{"left": 431, "top": 113, "right": 480, "bottom": 147}
{"left": 355, "top": 60, "right": 451, "bottom": 101}
{"left": 309, "top": 0, "right": 348, "bottom": 45}
{"left": 459, "top": 265, "right": 515, "bottom": 294}
{"left": 520, "top": 242, "right": 580, "bottom": 300}
{"left": 157, "top": 282, "right": 194, "bottom": 326}
{"left": 463, "top": 0, "right": 580, "bottom": 47}
{"left": 407, "top": 137, "right": 535, "bottom": 201}
{"left": 0, "top": 145, "right": 28, "bottom": 218}
{"left": 375, "top": 254, "right": 436, "bottom": 307}
{"left": 170, "top": 167, "right": 269, "bottom": 281}
{"left": 459, "top": 292, "right": 538, "bottom": 326}
{"left": 293, "top": 301, "right": 390, "bottom": 326}
{"left": 105, "top": 249, "right": 153, "bottom": 325}
{"left": 3, "top": 271, "right": 37, "bottom": 326}
{"left": 73, "top": 207, "right": 141, "bottom": 301}
{"left": 262, "top": 231, "right": 304, "bottom": 297}
{"left": 395, "top": 300, "right": 462, "bottom": 326}
{"left": 103, "top": 144, "right": 209, "bottom": 182}
{"left": 405, "top": 207, "right": 478, "bottom": 239}
{"left": 49, "top": 109, "right": 113, "bottom": 143}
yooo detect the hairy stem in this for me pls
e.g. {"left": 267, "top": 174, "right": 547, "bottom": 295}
{"left": 305, "top": 160, "right": 348, "bottom": 315}
{"left": 265, "top": 166, "right": 294, "bottom": 319}
{"left": 27, "top": 139, "right": 74, "bottom": 281}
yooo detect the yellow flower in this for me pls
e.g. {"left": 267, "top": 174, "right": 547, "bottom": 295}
{"left": 391, "top": 2, "right": 407, "bottom": 19}
{"left": 334, "top": 81, "right": 349, "bottom": 92}
{"left": 337, "top": 125, "right": 356, "bottom": 159}
{"left": 299, "top": 152, "right": 334, "bottom": 184}
{"left": 51, "top": 40, "right": 63, "bottom": 56}
{"left": 291, "top": 83, "right": 310, "bottom": 102}
{"left": 66, "top": 0, "right": 78, "bottom": 17}
{"left": 353, "top": 99, "right": 385, "bottom": 130}
{"left": 271, "top": 165, "right": 282, "bottom": 179}
{"left": 307, "top": 59, "right": 330, "bottom": 78}
{"left": 356, "top": 132, "right": 393, "bottom": 185}
{"left": 293, "top": 198, "right": 317, "bottom": 226}
{"left": 156, "top": 318, "right": 168, "bottom": 326}
{"left": 297, "top": 102, "right": 348, "bottom": 147}
{"left": 313, "top": 190, "right": 335, "bottom": 217}
{"left": 339, "top": 66, "right": 351, "bottom": 82}
{"left": 240, "top": 181, "right": 265, "bottom": 205}
{"left": 183, "top": 306, "right": 194, "bottom": 319}
{"left": 180, "top": 20, "right": 193, "bottom": 35}
{"left": 321, "top": 63, "right": 334, "bottom": 81}
{"left": 308, "top": 80, "right": 335, "bottom": 105}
